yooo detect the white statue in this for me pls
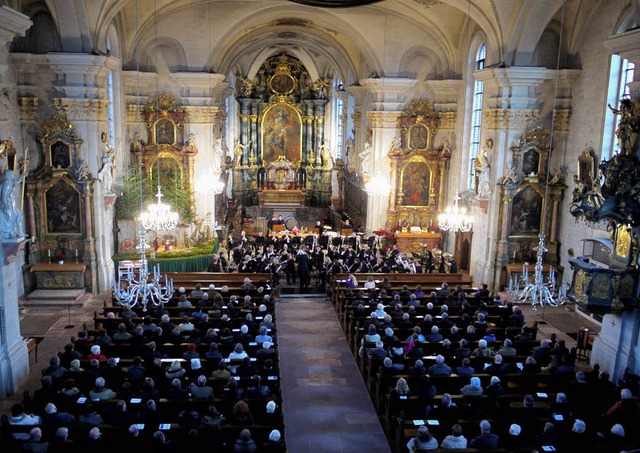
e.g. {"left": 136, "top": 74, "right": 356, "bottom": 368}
{"left": 475, "top": 139, "right": 492, "bottom": 198}
{"left": 359, "top": 142, "right": 372, "bottom": 176}
{"left": 0, "top": 169, "right": 26, "bottom": 239}
{"left": 214, "top": 137, "right": 224, "bottom": 170}
{"left": 98, "top": 156, "right": 114, "bottom": 193}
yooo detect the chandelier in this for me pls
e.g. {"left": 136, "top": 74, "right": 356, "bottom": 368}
{"left": 507, "top": 234, "right": 567, "bottom": 310}
{"left": 365, "top": 170, "right": 391, "bottom": 197}
{"left": 140, "top": 185, "right": 180, "bottom": 232}
{"left": 437, "top": 191, "right": 473, "bottom": 232}
{"left": 113, "top": 229, "right": 174, "bottom": 312}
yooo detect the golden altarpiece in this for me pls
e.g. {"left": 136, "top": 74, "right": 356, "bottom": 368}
{"left": 232, "top": 54, "right": 331, "bottom": 208}
{"left": 385, "top": 100, "right": 450, "bottom": 254}
{"left": 25, "top": 114, "right": 94, "bottom": 291}
{"left": 139, "top": 94, "right": 197, "bottom": 219}
{"left": 494, "top": 128, "right": 566, "bottom": 289}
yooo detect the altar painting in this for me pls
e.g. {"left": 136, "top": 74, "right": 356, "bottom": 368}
{"left": 510, "top": 185, "right": 542, "bottom": 236}
{"left": 261, "top": 103, "right": 301, "bottom": 164}
{"left": 401, "top": 161, "right": 431, "bottom": 206}
{"left": 155, "top": 118, "right": 176, "bottom": 146}
{"left": 45, "top": 180, "right": 82, "bottom": 234}
{"left": 150, "top": 155, "right": 183, "bottom": 190}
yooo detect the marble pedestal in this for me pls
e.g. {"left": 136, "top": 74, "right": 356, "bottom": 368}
{"left": 0, "top": 238, "right": 29, "bottom": 399}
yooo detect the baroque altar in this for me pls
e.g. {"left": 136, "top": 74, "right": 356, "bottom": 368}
{"left": 385, "top": 100, "right": 449, "bottom": 247}
{"left": 231, "top": 54, "right": 332, "bottom": 208}
{"left": 493, "top": 128, "right": 566, "bottom": 290}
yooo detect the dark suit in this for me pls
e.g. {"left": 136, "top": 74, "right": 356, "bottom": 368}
{"left": 296, "top": 251, "right": 311, "bottom": 289}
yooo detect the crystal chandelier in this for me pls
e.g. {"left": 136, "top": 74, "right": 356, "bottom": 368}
{"left": 113, "top": 229, "right": 174, "bottom": 312}
{"left": 507, "top": 233, "right": 567, "bottom": 310}
{"left": 140, "top": 185, "right": 179, "bottom": 231}
{"left": 365, "top": 170, "right": 391, "bottom": 197}
{"left": 437, "top": 191, "right": 473, "bottom": 232}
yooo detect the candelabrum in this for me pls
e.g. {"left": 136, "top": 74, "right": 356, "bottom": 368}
{"left": 113, "top": 229, "right": 174, "bottom": 312}
{"left": 506, "top": 234, "right": 567, "bottom": 311}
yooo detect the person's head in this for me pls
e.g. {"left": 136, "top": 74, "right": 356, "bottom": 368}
{"left": 556, "top": 392, "right": 567, "bottom": 403}
{"left": 416, "top": 425, "right": 432, "bottom": 442}
{"left": 478, "top": 339, "right": 487, "bottom": 349}
{"left": 451, "top": 424, "right": 463, "bottom": 437}
{"left": 266, "top": 400, "right": 276, "bottom": 413}
{"left": 128, "top": 424, "right": 139, "bottom": 437}
{"left": 45, "top": 402, "right": 57, "bottom": 414}
{"left": 169, "top": 360, "right": 182, "bottom": 372}
{"left": 94, "top": 377, "right": 106, "bottom": 388}
{"left": 395, "top": 377, "right": 409, "bottom": 395}
{"left": 490, "top": 376, "right": 500, "bottom": 385}
{"left": 494, "top": 354, "right": 503, "bottom": 364}
{"left": 435, "top": 355, "right": 445, "bottom": 365}
{"left": 153, "top": 431, "right": 166, "bottom": 443}
{"left": 621, "top": 388, "right": 633, "bottom": 399}
{"left": 611, "top": 424, "right": 625, "bottom": 437}
{"left": 479, "top": 420, "right": 491, "bottom": 433}
{"left": 269, "top": 429, "right": 281, "bottom": 442}
{"left": 461, "top": 358, "right": 471, "bottom": 367}
{"left": 55, "top": 427, "right": 69, "bottom": 440}
{"left": 470, "top": 376, "right": 481, "bottom": 388}
{"left": 509, "top": 424, "right": 521, "bottom": 437}
{"left": 524, "top": 394, "right": 535, "bottom": 408}
{"left": 29, "top": 427, "right": 42, "bottom": 441}
{"left": 442, "top": 393, "right": 452, "bottom": 406}
{"left": 573, "top": 419, "right": 586, "bottom": 433}
{"left": 89, "top": 427, "right": 101, "bottom": 440}
{"left": 234, "top": 343, "right": 244, "bottom": 354}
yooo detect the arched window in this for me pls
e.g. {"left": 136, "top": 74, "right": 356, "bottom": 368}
{"left": 601, "top": 55, "right": 634, "bottom": 159}
{"left": 468, "top": 43, "right": 486, "bottom": 190}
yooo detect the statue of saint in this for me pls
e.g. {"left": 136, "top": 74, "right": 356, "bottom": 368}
{"left": 98, "top": 156, "right": 114, "bottom": 193}
{"left": 359, "top": 142, "right": 372, "bottom": 176}
{"left": 214, "top": 137, "right": 225, "bottom": 170}
{"left": 234, "top": 140, "right": 250, "bottom": 166}
{"left": 475, "top": 138, "right": 492, "bottom": 198}
{"left": 0, "top": 168, "right": 26, "bottom": 239}
{"left": 320, "top": 139, "right": 333, "bottom": 169}
{"left": 608, "top": 99, "right": 639, "bottom": 155}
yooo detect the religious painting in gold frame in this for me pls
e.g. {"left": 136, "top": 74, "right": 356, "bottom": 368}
{"left": 408, "top": 123, "right": 429, "bottom": 151}
{"left": 269, "top": 73, "right": 297, "bottom": 95}
{"left": 509, "top": 185, "right": 543, "bottom": 237}
{"left": 149, "top": 150, "right": 185, "bottom": 192}
{"left": 400, "top": 158, "right": 432, "bottom": 207}
{"left": 260, "top": 102, "right": 302, "bottom": 164}
{"left": 154, "top": 118, "right": 176, "bottom": 146}
{"left": 45, "top": 178, "right": 82, "bottom": 234}
{"left": 50, "top": 140, "right": 72, "bottom": 169}
{"left": 612, "top": 224, "right": 632, "bottom": 267}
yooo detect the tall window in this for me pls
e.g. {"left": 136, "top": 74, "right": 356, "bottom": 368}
{"left": 106, "top": 37, "right": 115, "bottom": 148}
{"left": 468, "top": 43, "right": 486, "bottom": 190}
{"left": 602, "top": 55, "right": 635, "bottom": 159}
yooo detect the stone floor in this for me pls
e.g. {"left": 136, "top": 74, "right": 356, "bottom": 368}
{"left": 2, "top": 288, "right": 602, "bottom": 453}
{"left": 277, "top": 293, "right": 391, "bottom": 453}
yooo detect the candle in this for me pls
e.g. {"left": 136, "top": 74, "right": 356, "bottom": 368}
{"left": 47, "top": 249, "right": 51, "bottom": 257}
{"left": 75, "top": 249, "right": 78, "bottom": 257}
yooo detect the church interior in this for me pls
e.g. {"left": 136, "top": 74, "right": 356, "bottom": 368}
{"left": 0, "top": 0, "right": 639, "bottom": 451}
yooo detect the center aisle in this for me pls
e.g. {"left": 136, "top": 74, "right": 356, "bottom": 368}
{"left": 276, "top": 293, "right": 391, "bottom": 453}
